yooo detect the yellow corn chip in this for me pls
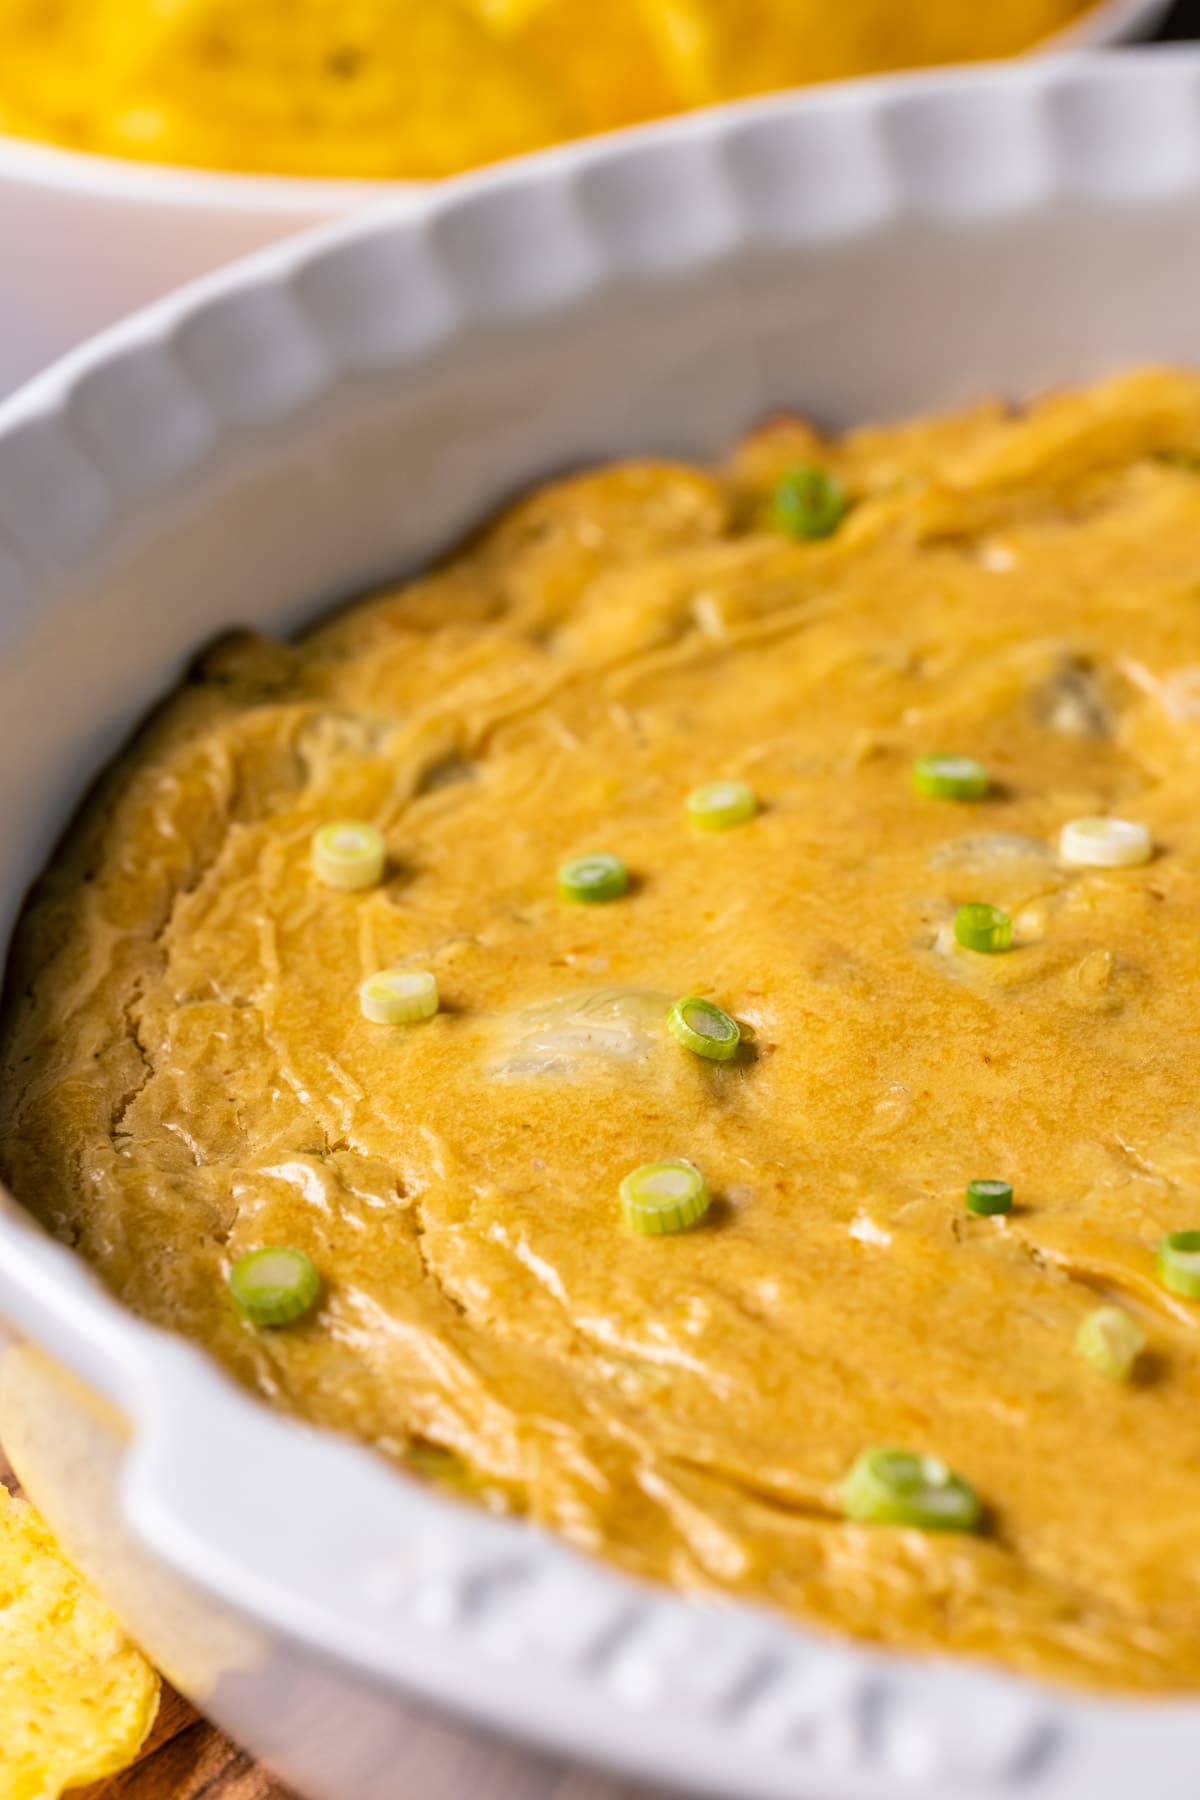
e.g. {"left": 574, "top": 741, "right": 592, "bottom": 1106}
{"left": 0, "top": 0, "right": 1094, "bottom": 178}
{"left": 0, "top": 1484, "right": 159, "bottom": 1800}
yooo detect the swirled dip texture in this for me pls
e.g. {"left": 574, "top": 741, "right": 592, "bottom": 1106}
{"left": 8, "top": 370, "right": 1200, "bottom": 1691}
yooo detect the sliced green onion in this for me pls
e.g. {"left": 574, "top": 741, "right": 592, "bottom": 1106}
{"left": 620, "top": 1160, "right": 711, "bottom": 1235}
{"left": 686, "top": 779, "right": 758, "bottom": 832}
{"left": 839, "top": 1447, "right": 982, "bottom": 1533}
{"left": 311, "top": 819, "right": 386, "bottom": 891}
{"left": 558, "top": 853, "right": 629, "bottom": 904}
{"left": 1076, "top": 1305, "right": 1145, "bottom": 1381}
{"left": 1059, "top": 816, "right": 1152, "bottom": 870}
{"left": 966, "top": 1178, "right": 1013, "bottom": 1217}
{"left": 402, "top": 1441, "right": 471, "bottom": 1484}
{"left": 912, "top": 754, "right": 990, "bottom": 801}
{"left": 954, "top": 902, "right": 1013, "bottom": 954}
{"left": 771, "top": 465, "right": 850, "bottom": 541}
{"left": 360, "top": 968, "right": 439, "bottom": 1024}
{"left": 1157, "top": 1229, "right": 1200, "bottom": 1299}
{"left": 229, "top": 1246, "right": 321, "bottom": 1328}
{"left": 667, "top": 996, "right": 740, "bottom": 1062}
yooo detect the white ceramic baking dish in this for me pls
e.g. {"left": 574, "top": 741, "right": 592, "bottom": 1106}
{"left": 3, "top": 46, "right": 1200, "bottom": 1800}
{"left": 0, "top": 0, "right": 1173, "bottom": 399}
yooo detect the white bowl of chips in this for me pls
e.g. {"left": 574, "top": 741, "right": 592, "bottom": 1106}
{"left": 0, "top": 0, "right": 1172, "bottom": 398}
{"left": 4, "top": 44, "right": 1200, "bottom": 1800}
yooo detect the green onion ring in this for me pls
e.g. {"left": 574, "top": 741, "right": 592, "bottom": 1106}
{"left": 229, "top": 1246, "right": 321, "bottom": 1328}
{"left": 359, "top": 968, "right": 439, "bottom": 1025}
{"left": 966, "top": 1178, "right": 1013, "bottom": 1217}
{"left": 620, "top": 1160, "right": 711, "bottom": 1235}
{"left": 558, "top": 853, "right": 630, "bottom": 904}
{"left": 839, "top": 1447, "right": 982, "bottom": 1533}
{"left": 912, "top": 754, "right": 990, "bottom": 801}
{"left": 954, "top": 903, "right": 1013, "bottom": 954}
{"left": 667, "top": 996, "right": 740, "bottom": 1063}
{"left": 686, "top": 780, "right": 758, "bottom": 831}
{"left": 311, "top": 819, "right": 386, "bottom": 890}
{"left": 771, "top": 465, "right": 850, "bottom": 541}
{"left": 1157, "top": 1230, "right": 1200, "bottom": 1300}
{"left": 1075, "top": 1306, "right": 1145, "bottom": 1380}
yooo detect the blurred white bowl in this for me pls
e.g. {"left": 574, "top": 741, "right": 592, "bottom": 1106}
{"left": 0, "top": 0, "right": 1172, "bottom": 396}
{"left": 0, "top": 142, "right": 398, "bottom": 399}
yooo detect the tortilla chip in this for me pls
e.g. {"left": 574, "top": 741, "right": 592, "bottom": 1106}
{"left": 0, "top": 1484, "right": 159, "bottom": 1800}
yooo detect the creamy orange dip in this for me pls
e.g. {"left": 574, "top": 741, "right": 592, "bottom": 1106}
{"left": 7, "top": 369, "right": 1200, "bottom": 1692}
{"left": 0, "top": 0, "right": 1093, "bottom": 180}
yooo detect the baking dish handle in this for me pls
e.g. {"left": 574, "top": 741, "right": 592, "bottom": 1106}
{"left": 0, "top": 1189, "right": 146, "bottom": 1407}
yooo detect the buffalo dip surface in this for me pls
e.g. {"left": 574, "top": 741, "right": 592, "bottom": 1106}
{"left": 6, "top": 369, "right": 1200, "bottom": 1691}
